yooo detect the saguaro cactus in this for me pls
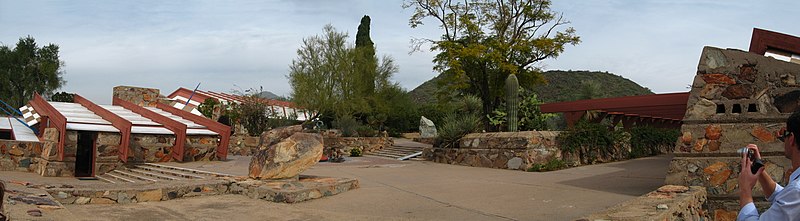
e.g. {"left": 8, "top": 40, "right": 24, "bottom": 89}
{"left": 505, "top": 74, "right": 519, "bottom": 132}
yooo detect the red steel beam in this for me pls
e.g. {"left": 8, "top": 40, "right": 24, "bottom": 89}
{"left": 74, "top": 95, "right": 133, "bottom": 163}
{"left": 749, "top": 28, "right": 800, "bottom": 55}
{"left": 29, "top": 93, "right": 67, "bottom": 161}
{"left": 114, "top": 97, "right": 187, "bottom": 162}
{"left": 156, "top": 102, "right": 231, "bottom": 160}
{"left": 540, "top": 93, "right": 689, "bottom": 121}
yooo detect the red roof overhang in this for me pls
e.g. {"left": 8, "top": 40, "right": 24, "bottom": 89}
{"left": 540, "top": 92, "right": 690, "bottom": 121}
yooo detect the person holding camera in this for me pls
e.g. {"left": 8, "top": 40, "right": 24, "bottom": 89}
{"left": 738, "top": 111, "right": 800, "bottom": 220}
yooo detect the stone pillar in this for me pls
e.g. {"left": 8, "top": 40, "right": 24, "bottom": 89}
{"left": 666, "top": 46, "right": 800, "bottom": 217}
{"left": 112, "top": 86, "right": 163, "bottom": 107}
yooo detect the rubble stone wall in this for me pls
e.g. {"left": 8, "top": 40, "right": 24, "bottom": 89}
{"left": 0, "top": 140, "right": 43, "bottom": 171}
{"left": 112, "top": 86, "right": 163, "bottom": 107}
{"left": 184, "top": 135, "right": 218, "bottom": 162}
{"left": 581, "top": 185, "right": 709, "bottom": 220}
{"left": 129, "top": 134, "right": 175, "bottom": 163}
{"left": 667, "top": 46, "right": 800, "bottom": 218}
{"left": 324, "top": 137, "right": 392, "bottom": 153}
{"left": 423, "top": 131, "right": 561, "bottom": 171}
{"left": 228, "top": 135, "right": 260, "bottom": 156}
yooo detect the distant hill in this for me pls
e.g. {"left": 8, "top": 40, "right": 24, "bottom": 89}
{"left": 408, "top": 70, "right": 653, "bottom": 104}
{"left": 255, "top": 91, "right": 280, "bottom": 100}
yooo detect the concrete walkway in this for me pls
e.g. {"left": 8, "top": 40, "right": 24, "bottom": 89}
{"left": 65, "top": 154, "right": 673, "bottom": 221}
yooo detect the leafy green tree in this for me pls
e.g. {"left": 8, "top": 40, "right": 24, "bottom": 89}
{"left": 49, "top": 92, "right": 74, "bottom": 103}
{"left": 404, "top": 0, "right": 580, "bottom": 131}
{"left": 197, "top": 98, "right": 220, "bottom": 119}
{"left": 0, "top": 36, "right": 65, "bottom": 108}
{"left": 288, "top": 22, "right": 400, "bottom": 131}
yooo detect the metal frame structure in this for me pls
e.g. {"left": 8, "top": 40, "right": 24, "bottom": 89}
{"left": 113, "top": 97, "right": 187, "bottom": 162}
{"left": 156, "top": 102, "right": 231, "bottom": 160}
{"left": 29, "top": 93, "right": 67, "bottom": 160}
{"left": 74, "top": 95, "right": 133, "bottom": 162}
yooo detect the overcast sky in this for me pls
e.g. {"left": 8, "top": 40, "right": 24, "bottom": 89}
{"left": 1, "top": 0, "right": 798, "bottom": 104}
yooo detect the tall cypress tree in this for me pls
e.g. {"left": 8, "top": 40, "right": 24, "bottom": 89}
{"left": 354, "top": 15, "right": 377, "bottom": 96}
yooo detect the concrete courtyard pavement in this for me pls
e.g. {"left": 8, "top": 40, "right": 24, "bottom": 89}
{"left": 66, "top": 154, "right": 673, "bottom": 221}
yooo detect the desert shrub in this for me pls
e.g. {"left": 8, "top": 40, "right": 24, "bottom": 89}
{"left": 333, "top": 115, "right": 360, "bottom": 137}
{"left": 355, "top": 125, "right": 378, "bottom": 137}
{"left": 197, "top": 98, "right": 219, "bottom": 119}
{"left": 435, "top": 112, "right": 481, "bottom": 148}
{"left": 629, "top": 126, "right": 680, "bottom": 158}
{"left": 350, "top": 147, "right": 363, "bottom": 157}
{"left": 557, "top": 120, "right": 625, "bottom": 164}
{"left": 50, "top": 92, "right": 74, "bottom": 103}
{"left": 527, "top": 159, "right": 568, "bottom": 172}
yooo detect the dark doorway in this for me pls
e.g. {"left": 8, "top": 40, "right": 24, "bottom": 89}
{"left": 0, "top": 130, "right": 12, "bottom": 140}
{"left": 75, "top": 131, "right": 96, "bottom": 177}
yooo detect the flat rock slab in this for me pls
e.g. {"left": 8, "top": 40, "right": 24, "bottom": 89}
{"left": 230, "top": 175, "right": 359, "bottom": 203}
{"left": 3, "top": 181, "right": 79, "bottom": 221}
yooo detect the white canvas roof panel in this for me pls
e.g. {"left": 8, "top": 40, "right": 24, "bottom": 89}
{"left": 131, "top": 126, "right": 174, "bottom": 134}
{"left": 49, "top": 102, "right": 114, "bottom": 126}
{"left": 187, "top": 128, "right": 218, "bottom": 135}
{"left": 98, "top": 105, "right": 162, "bottom": 126}
{"left": 9, "top": 118, "right": 38, "bottom": 141}
{"left": 144, "top": 107, "right": 205, "bottom": 129}
{"left": 66, "top": 123, "right": 119, "bottom": 132}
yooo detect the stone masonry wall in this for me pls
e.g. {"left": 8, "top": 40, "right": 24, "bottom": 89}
{"left": 229, "top": 135, "right": 260, "bottom": 156}
{"left": 324, "top": 137, "right": 393, "bottom": 153}
{"left": 581, "top": 185, "right": 708, "bottom": 221}
{"left": 0, "top": 140, "right": 43, "bottom": 171}
{"left": 129, "top": 134, "right": 175, "bottom": 163}
{"left": 112, "top": 86, "right": 166, "bottom": 107}
{"left": 667, "top": 46, "right": 800, "bottom": 218}
{"left": 423, "top": 131, "right": 560, "bottom": 171}
{"left": 95, "top": 132, "right": 122, "bottom": 175}
{"left": 184, "top": 135, "right": 218, "bottom": 162}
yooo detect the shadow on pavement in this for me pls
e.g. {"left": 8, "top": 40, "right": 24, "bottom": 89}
{"left": 556, "top": 154, "right": 674, "bottom": 196}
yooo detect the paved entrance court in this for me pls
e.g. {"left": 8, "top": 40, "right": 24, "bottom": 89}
{"left": 64, "top": 154, "right": 672, "bottom": 221}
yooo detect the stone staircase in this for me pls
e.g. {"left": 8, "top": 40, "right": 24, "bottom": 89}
{"left": 97, "top": 163, "right": 232, "bottom": 184}
{"left": 366, "top": 141, "right": 426, "bottom": 161}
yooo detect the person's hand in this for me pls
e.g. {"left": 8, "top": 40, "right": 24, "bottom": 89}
{"left": 739, "top": 145, "right": 765, "bottom": 208}
{"left": 745, "top": 144, "right": 762, "bottom": 159}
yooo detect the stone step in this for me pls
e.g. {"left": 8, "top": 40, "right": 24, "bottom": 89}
{"left": 142, "top": 163, "right": 233, "bottom": 177}
{"left": 383, "top": 146, "right": 424, "bottom": 152}
{"left": 373, "top": 149, "right": 418, "bottom": 156}
{"left": 367, "top": 152, "right": 407, "bottom": 159}
{"left": 128, "top": 168, "right": 183, "bottom": 181}
{"left": 103, "top": 172, "right": 138, "bottom": 183}
{"left": 134, "top": 165, "right": 207, "bottom": 179}
{"left": 96, "top": 174, "right": 121, "bottom": 184}
{"left": 112, "top": 170, "right": 159, "bottom": 182}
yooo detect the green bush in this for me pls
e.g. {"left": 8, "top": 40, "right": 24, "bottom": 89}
{"left": 50, "top": 92, "right": 74, "bottom": 103}
{"left": 333, "top": 115, "right": 360, "bottom": 137}
{"left": 527, "top": 159, "right": 568, "bottom": 172}
{"left": 350, "top": 147, "right": 363, "bottom": 157}
{"left": 557, "top": 120, "right": 625, "bottom": 164}
{"left": 355, "top": 125, "right": 378, "bottom": 137}
{"left": 629, "top": 126, "right": 680, "bottom": 158}
{"left": 197, "top": 98, "right": 219, "bottom": 119}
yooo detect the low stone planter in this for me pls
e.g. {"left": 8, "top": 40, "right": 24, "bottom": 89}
{"left": 423, "top": 131, "right": 561, "bottom": 171}
{"left": 581, "top": 185, "right": 708, "bottom": 220}
{"left": 324, "top": 137, "right": 392, "bottom": 153}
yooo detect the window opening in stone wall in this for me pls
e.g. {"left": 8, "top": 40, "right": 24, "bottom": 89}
{"left": 732, "top": 104, "right": 742, "bottom": 114}
{"left": 716, "top": 104, "right": 726, "bottom": 114}
{"left": 748, "top": 104, "right": 758, "bottom": 112}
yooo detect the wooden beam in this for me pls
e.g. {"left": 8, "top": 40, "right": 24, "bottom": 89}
{"left": 114, "top": 97, "right": 187, "bottom": 162}
{"left": 156, "top": 102, "right": 231, "bottom": 160}
{"left": 74, "top": 95, "right": 133, "bottom": 163}
{"left": 30, "top": 93, "right": 67, "bottom": 161}
{"left": 564, "top": 111, "right": 585, "bottom": 128}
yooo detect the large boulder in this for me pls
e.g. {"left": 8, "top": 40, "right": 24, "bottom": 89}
{"left": 419, "top": 116, "right": 437, "bottom": 138}
{"left": 249, "top": 133, "right": 324, "bottom": 179}
{"left": 258, "top": 125, "right": 303, "bottom": 150}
